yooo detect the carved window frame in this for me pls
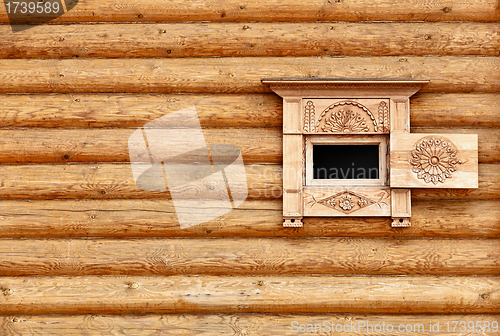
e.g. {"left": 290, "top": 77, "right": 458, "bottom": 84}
{"left": 262, "top": 79, "right": 478, "bottom": 229}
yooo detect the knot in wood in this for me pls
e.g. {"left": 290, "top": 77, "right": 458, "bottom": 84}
{"left": 129, "top": 282, "right": 140, "bottom": 289}
{"left": 4, "top": 288, "right": 14, "bottom": 295}
{"left": 480, "top": 293, "right": 489, "bottom": 300}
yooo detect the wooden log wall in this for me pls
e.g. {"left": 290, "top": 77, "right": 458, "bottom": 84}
{"left": 0, "top": 1, "right": 499, "bottom": 335}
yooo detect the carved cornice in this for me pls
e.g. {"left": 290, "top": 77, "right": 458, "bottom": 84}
{"left": 262, "top": 79, "right": 429, "bottom": 99}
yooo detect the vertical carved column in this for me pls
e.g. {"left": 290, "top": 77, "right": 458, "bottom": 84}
{"left": 390, "top": 97, "right": 411, "bottom": 227}
{"left": 390, "top": 98, "right": 410, "bottom": 133}
{"left": 391, "top": 189, "right": 411, "bottom": 227}
{"left": 282, "top": 97, "right": 303, "bottom": 227}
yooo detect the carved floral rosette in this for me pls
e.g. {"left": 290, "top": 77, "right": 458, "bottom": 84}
{"left": 409, "top": 136, "right": 462, "bottom": 185}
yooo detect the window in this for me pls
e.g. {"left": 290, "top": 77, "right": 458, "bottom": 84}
{"left": 313, "top": 145, "right": 379, "bottom": 179}
{"left": 305, "top": 135, "right": 387, "bottom": 186}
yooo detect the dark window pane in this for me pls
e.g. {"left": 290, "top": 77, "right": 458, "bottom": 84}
{"left": 313, "top": 145, "right": 379, "bottom": 179}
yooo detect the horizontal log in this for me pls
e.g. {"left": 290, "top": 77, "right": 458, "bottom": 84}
{"left": 0, "top": 237, "right": 498, "bottom": 276}
{"left": 0, "top": 57, "right": 499, "bottom": 93}
{"left": 0, "top": 93, "right": 283, "bottom": 128}
{"left": 0, "top": 128, "right": 282, "bottom": 164}
{"left": 411, "top": 93, "right": 500, "bottom": 128}
{"left": 1, "top": 0, "right": 498, "bottom": 23}
{"left": 0, "top": 127, "right": 496, "bottom": 164}
{"left": 0, "top": 163, "right": 498, "bottom": 200}
{"left": 0, "top": 275, "right": 497, "bottom": 314}
{"left": 2, "top": 314, "right": 500, "bottom": 335}
{"left": 0, "top": 199, "right": 498, "bottom": 238}
{"left": 0, "top": 93, "right": 498, "bottom": 129}
{"left": 0, "top": 163, "right": 280, "bottom": 200}
{"left": 2, "top": 22, "right": 500, "bottom": 59}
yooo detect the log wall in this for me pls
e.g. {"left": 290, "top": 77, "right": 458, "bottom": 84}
{"left": 0, "top": 1, "right": 499, "bottom": 334}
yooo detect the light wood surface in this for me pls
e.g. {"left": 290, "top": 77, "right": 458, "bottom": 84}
{"left": 0, "top": 93, "right": 498, "bottom": 128}
{"left": 413, "top": 128, "right": 500, "bottom": 164}
{"left": 1, "top": 314, "right": 499, "bottom": 335}
{"left": 303, "top": 187, "right": 391, "bottom": 217}
{"left": 2, "top": 22, "right": 499, "bottom": 59}
{"left": 411, "top": 93, "right": 500, "bottom": 128}
{"left": 0, "top": 57, "right": 498, "bottom": 93}
{"left": 0, "top": 128, "right": 282, "bottom": 163}
{"left": 0, "top": 0, "right": 498, "bottom": 329}
{"left": 390, "top": 133, "right": 478, "bottom": 188}
{"left": 0, "top": 163, "right": 498, "bottom": 200}
{"left": 391, "top": 189, "right": 411, "bottom": 218}
{"left": 0, "top": 275, "right": 497, "bottom": 314}
{"left": 0, "top": 237, "right": 498, "bottom": 276}
{"left": 1, "top": 0, "right": 498, "bottom": 23}
{"left": 0, "top": 199, "right": 498, "bottom": 238}
{"left": 0, "top": 127, "right": 497, "bottom": 163}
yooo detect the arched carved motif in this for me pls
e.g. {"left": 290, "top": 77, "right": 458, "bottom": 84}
{"left": 317, "top": 101, "right": 378, "bottom": 133}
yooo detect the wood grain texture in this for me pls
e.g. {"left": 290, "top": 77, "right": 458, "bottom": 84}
{"left": 0, "top": 57, "right": 499, "bottom": 93}
{"left": 0, "top": 237, "right": 498, "bottom": 276}
{"left": 0, "top": 93, "right": 498, "bottom": 129}
{"left": 0, "top": 163, "right": 280, "bottom": 200}
{"left": 1, "top": 0, "right": 498, "bottom": 23}
{"left": 0, "top": 93, "right": 283, "bottom": 128}
{"left": 0, "top": 275, "right": 498, "bottom": 314}
{"left": 411, "top": 93, "right": 500, "bottom": 128}
{"left": 2, "top": 22, "right": 499, "bottom": 59}
{"left": 1, "top": 314, "right": 500, "bottom": 335}
{"left": 390, "top": 133, "right": 478, "bottom": 188}
{"left": 413, "top": 128, "right": 500, "bottom": 164}
{"left": 0, "top": 163, "right": 498, "bottom": 200}
{"left": 0, "top": 128, "right": 282, "bottom": 163}
{"left": 0, "top": 127, "right": 496, "bottom": 164}
{"left": 0, "top": 199, "right": 498, "bottom": 238}
{"left": 411, "top": 164, "right": 499, "bottom": 200}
